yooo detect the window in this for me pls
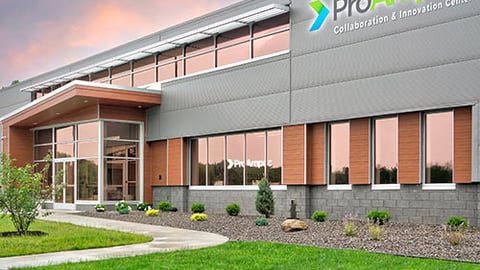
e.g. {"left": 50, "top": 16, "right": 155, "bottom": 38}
{"left": 374, "top": 117, "right": 398, "bottom": 184}
{"left": 207, "top": 136, "right": 225, "bottom": 186}
{"left": 329, "top": 122, "right": 349, "bottom": 185}
{"left": 246, "top": 132, "right": 265, "bottom": 185}
{"left": 133, "top": 56, "right": 155, "bottom": 87}
{"left": 190, "top": 130, "right": 282, "bottom": 186}
{"left": 425, "top": 111, "right": 453, "bottom": 184}
{"left": 226, "top": 134, "right": 244, "bottom": 185}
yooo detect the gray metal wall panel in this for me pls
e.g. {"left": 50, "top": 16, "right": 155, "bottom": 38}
{"left": 0, "top": 87, "right": 30, "bottom": 118}
{"left": 291, "top": 59, "right": 480, "bottom": 123}
{"left": 147, "top": 92, "right": 290, "bottom": 140}
{"left": 290, "top": 1, "right": 480, "bottom": 57}
{"left": 291, "top": 15, "right": 480, "bottom": 91}
{"left": 159, "top": 54, "right": 290, "bottom": 112}
{"left": 147, "top": 55, "right": 291, "bottom": 140}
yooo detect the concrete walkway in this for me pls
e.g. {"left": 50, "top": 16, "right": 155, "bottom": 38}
{"left": 0, "top": 211, "right": 229, "bottom": 269}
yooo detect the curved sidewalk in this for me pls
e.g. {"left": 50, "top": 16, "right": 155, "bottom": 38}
{"left": 0, "top": 211, "right": 229, "bottom": 269}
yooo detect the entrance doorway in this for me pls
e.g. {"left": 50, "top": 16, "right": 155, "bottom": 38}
{"left": 54, "top": 160, "right": 75, "bottom": 209}
{"left": 105, "top": 160, "right": 138, "bottom": 201}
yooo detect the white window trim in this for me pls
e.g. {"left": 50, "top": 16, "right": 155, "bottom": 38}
{"left": 189, "top": 185, "right": 287, "bottom": 191}
{"left": 422, "top": 183, "right": 456, "bottom": 190}
{"left": 372, "top": 184, "right": 400, "bottom": 190}
{"left": 327, "top": 184, "right": 352, "bottom": 191}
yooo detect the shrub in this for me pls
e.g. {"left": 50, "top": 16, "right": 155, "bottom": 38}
{"left": 136, "top": 202, "right": 151, "bottom": 211}
{"left": 254, "top": 217, "right": 269, "bottom": 226}
{"left": 0, "top": 154, "right": 63, "bottom": 235}
{"left": 445, "top": 231, "right": 464, "bottom": 245}
{"left": 94, "top": 203, "right": 106, "bottom": 212}
{"left": 146, "top": 209, "right": 159, "bottom": 216}
{"left": 191, "top": 203, "right": 205, "bottom": 213}
{"left": 367, "top": 210, "right": 391, "bottom": 225}
{"left": 368, "top": 225, "right": 384, "bottom": 240}
{"left": 190, "top": 213, "right": 208, "bottom": 221}
{"left": 158, "top": 201, "right": 172, "bottom": 212}
{"left": 447, "top": 216, "right": 468, "bottom": 230}
{"left": 115, "top": 200, "right": 131, "bottom": 214}
{"left": 311, "top": 211, "right": 327, "bottom": 222}
{"left": 226, "top": 202, "right": 241, "bottom": 216}
{"left": 343, "top": 213, "right": 359, "bottom": 237}
{"left": 255, "top": 178, "right": 275, "bottom": 218}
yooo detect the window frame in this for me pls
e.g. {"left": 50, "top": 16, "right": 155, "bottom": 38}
{"left": 422, "top": 110, "right": 455, "bottom": 190}
{"left": 327, "top": 121, "right": 352, "bottom": 191}
{"left": 371, "top": 116, "right": 400, "bottom": 190}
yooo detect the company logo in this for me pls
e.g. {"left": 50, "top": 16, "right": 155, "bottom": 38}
{"left": 309, "top": 0, "right": 330, "bottom": 32}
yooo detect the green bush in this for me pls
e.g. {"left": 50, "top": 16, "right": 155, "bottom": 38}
{"left": 191, "top": 203, "right": 205, "bottom": 213}
{"left": 311, "top": 211, "right": 327, "bottom": 222}
{"left": 447, "top": 216, "right": 468, "bottom": 230}
{"left": 190, "top": 213, "right": 208, "bottom": 221}
{"left": 255, "top": 178, "right": 274, "bottom": 218}
{"left": 136, "top": 202, "right": 151, "bottom": 211}
{"left": 157, "top": 201, "right": 172, "bottom": 212}
{"left": 115, "top": 200, "right": 131, "bottom": 214}
{"left": 367, "top": 210, "right": 390, "bottom": 225}
{"left": 254, "top": 217, "right": 269, "bottom": 226}
{"left": 226, "top": 202, "right": 241, "bottom": 216}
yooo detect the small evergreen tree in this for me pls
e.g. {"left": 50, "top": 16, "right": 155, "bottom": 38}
{"left": 256, "top": 177, "right": 274, "bottom": 218}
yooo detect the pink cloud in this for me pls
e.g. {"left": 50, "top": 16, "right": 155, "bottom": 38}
{"left": 1, "top": 0, "right": 238, "bottom": 86}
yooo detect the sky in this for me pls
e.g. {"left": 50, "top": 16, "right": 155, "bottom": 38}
{"left": 0, "top": 0, "right": 240, "bottom": 88}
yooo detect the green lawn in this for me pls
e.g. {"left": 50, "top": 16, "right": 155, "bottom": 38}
{"left": 17, "top": 241, "right": 480, "bottom": 270}
{"left": 0, "top": 218, "right": 152, "bottom": 257}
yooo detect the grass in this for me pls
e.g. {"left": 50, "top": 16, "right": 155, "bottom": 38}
{"left": 17, "top": 241, "right": 480, "bottom": 270}
{"left": 0, "top": 218, "right": 152, "bottom": 257}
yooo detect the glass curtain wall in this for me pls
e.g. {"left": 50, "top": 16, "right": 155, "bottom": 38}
{"left": 191, "top": 129, "right": 282, "bottom": 186}
{"left": 34, "top": 120, "right": 141, "bottom": 203}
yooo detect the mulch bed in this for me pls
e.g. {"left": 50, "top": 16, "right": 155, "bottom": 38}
{"left": 77, "top": 211, "right": 480, "bottom": 263}
{"left": 0, "top": 231, "right": 47, "bottom": 237}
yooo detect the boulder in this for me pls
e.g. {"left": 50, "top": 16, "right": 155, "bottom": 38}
{"left": 281, "top": 219, "right": 308, "bottom": 232}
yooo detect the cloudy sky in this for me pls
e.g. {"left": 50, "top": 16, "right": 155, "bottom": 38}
{"left": 0, "top": 0, "right": 239, "bottom": 87}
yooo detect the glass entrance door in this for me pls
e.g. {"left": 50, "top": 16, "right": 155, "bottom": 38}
{"left": 54, "top": 160, "right": 75, "bottom": 209}
{"left": 105, "top": 160, "right": 137, "bottom": 201}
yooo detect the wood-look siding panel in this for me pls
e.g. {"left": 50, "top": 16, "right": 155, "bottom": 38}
{"left": 283, "top": 125, "right": 305, "bottom": 185}
{"left": 307, "top": 123, "right": 325, "bottom": 185}
{"left": 454, "top": 106, "right": 472, "bottom": 183}
{"left": 349, "top": 118, "right": 370, "bottom": 185}
{"left": 9, "top": 127, "right": 33, "bottom": 167}
{"left": 167, "top": 138, "right": 183, "bottom": 186}
{"left": 40, "top": 106, "right": 98, "bottom": 127}
{"left": 398, "top": 112, "right": 421, "bottom": 184}
{"left": 99, "top": 105, "right": 145, "bottom": 122}
{"left": 149, "top": 140, "right": 167, "bottom": 188}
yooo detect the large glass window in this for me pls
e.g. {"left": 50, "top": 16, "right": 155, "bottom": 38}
{"left": 267, "top": 130, "right": 282, "bottom": 184}
{"left": 191, "top": 130, "right": 281, "bottom": 186}
{"left": 208, "top": 136, "right": 225, "bottom": 186}
{"left": 77, "top": 159, "right": 98, "bottom": 200}
{"left": 226, "top": 134, "right": 244, "bottom": 185}
{"left": 374, "top": 117, "right": 398, "bottom": 184}
{"left": 55, "top": 126, "right": 75, "bottom": 158}
{"left": 329, "top": 122, "right": 349, "bottom": 185}
{"left": 133, "top": 56, "right": 155, "bottom": 87}
{"left": 104, "top": 121, "right": 141, "bottom": 201}
{"left": 246, "top": 132, "right": 265, "bottom": 185}
{"left": 111, "top": 63, "right": 131, "bottom": 87}
{"left": 191, "top": 138, "right": 207, "bottom": 185}
{"left": 425, "top": 111, "right": 453, "bottom": 184}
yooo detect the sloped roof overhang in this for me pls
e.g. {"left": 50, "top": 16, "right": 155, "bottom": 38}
{"left": 1, "top": 81, "right": 161, "bottom": 128}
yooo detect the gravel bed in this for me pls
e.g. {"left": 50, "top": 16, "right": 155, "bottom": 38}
{"left": 77, "top": 211, "right": 480, "bottom": 263}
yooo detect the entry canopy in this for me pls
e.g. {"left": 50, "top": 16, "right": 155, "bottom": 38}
{"left": 19, "top": 1, "right": 289, "bottom": 92}
{"left": 1, "top": 80, "right": 162, "bottom": 128}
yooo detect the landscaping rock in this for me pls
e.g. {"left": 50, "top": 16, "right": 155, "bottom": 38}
{"left": 281, "top": 219, "right": 308, "bottom": 232}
